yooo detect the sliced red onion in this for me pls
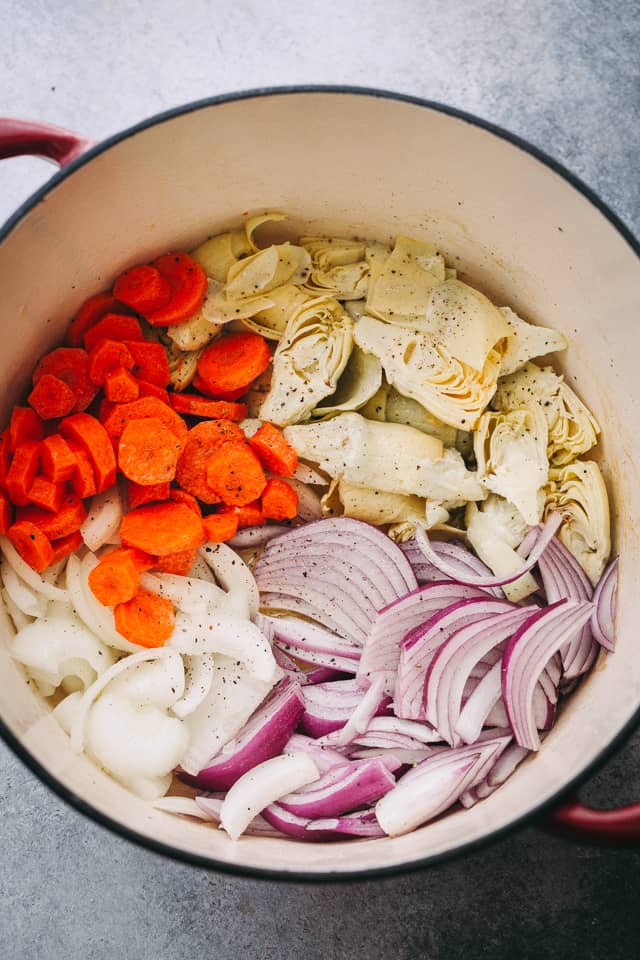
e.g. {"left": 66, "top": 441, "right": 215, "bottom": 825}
{"left": 414, "top": 512, "right": 562, "bottom": 589}
{"left": 461, "top": 742, "right": 530, "bottom": 806}
{"left": 396, "top": 596, "right": 516, "bottom": 721}
{"left": 538, "top": 536, "right": 596, "bottom": 678}
{"left": 277, "top": 758, "right": 395, "bottom": 818}
{"left": 424, "top": 605, "right": 533, "bottom": 743}
{"left": 306, "top": 813, "right": 386, "bottom": 838}
{"left": 591, "top": 557, "right": 618, "bottom": 651}
{"left": 320, "top": 715, "right": 441, "bottom": 749}
{"left": 375, "top": 736, "right": 510, "bottom": 836}
{"left": 262, "top": 615, "right": 361, "bottom": 661}
{"left": 300, "top": 679, "right": 391, "bottom": 737}
{"left": 274, "top": 643, "right": 358, "bottom": 675}
{"left": 194, "top": 796, "right": 283, "bottom": 836}
{"left": 348, "top": 746, "right": 434, "bottom": 765}
{"left": 271, "top": 644, "right": 309, "bottom": 682}
{"left": 358, "top": 581, "right": 490, "bottom": 689}
{"left": 402, "top": 539, "right": 505, "bottom": 598}
{"left": 284, "top": 733, "right": 350, "bottom": 771}
{"left": 502, "top": 599, "right": 594, "bottom": 750}
{"left": 228, "top": 524, "right": 291, "bottom": 549}
{"left": 178, "top": 677, "right": 304, "bottom": 791}
{"left": 456, "top": 661, "right": 555, "bottom": 744}
{"left": 330, "top": 674, "right": 387, "bottom": 746}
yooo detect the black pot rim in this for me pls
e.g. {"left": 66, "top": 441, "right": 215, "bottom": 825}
{"left": 0, "top": 84, "right": 638, "bottom": 884}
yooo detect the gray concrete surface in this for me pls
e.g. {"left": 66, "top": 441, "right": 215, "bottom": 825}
{"left": 1, "top": 1, "right": 639, "bottom": 957}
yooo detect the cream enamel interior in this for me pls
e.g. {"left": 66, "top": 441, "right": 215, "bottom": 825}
{"left": 0, "top": 92, "right": 638, "bottom": 876}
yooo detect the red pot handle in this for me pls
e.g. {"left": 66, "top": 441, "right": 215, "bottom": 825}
{"left": 548, "top": 797, "right": 640, "bottom": 844}
{"left": 0, "top": 117, "right": 93, "bottom": 167}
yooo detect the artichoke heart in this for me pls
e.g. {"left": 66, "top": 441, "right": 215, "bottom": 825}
{"left": 384, "top": 388, "right": 460, "bottom": 447}
{"left": 499, "top": 306, "right": 568, "bottom": 376}
{"left": 544, "top": 460, "right": 610, "bottom": 584}
{"left": 337, "top": 480, "right": 426, "bottom": 525}
{"left": 165, "top": 280, "right": 223, "bottom": 351}
{"left": 243, "top": 284, "right": 313, "bottom": 341}
{"left": 474, "top": 406, "right": 549, "bottom": 525}
{"left": 366, "top": 235, "right": 445, "bottom": 322}
{"left": 493, "top": 362, "right": 600, "bottom": 465}
{"left": 284, "top": 412, "right": 443, "bottom": 497}
{"left": 259, "top": 296, "right": 354, "bottom": 425}
{"left": 165, "top": 342, "right": 203, "bottom": 391}
{"left": 301, "top": 236, "right": 369, "bottom": 300}
{"left": 354, "top": 314, "right": 502, "bottom": 430}
{"left": 190, "top": 211, "right": 287, "bottom": 282}
{"left": 465, "top": 497, "right": 539, "bottom": 602}
{"left": 312, "top": 347, "right": 382, "bottom": 418}
{"left": 225, "top": 243, "right": 311, "bottom": 300}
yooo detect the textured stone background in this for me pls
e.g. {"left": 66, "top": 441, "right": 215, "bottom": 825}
{"left": 1, "top": 2, "right": 639, "bottom": 957}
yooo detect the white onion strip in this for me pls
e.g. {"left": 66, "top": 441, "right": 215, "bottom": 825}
{"left": 0, "top": 535, "right": 69, "bottom": 602}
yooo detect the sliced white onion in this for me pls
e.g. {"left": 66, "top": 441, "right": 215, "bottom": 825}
{"left": 139, "top": 571, "right": 224, "bottom": 615}
{"left": 169, "top": 610, "right": 277, "bottom": 681}
{"left": 1, "top": 560, "right": 47, "bottom": 618}
{"left": 66, "top": 553, "right": 139, "bottom": 654}
{"left": 171, "top": 653, "right": 217, "bottom": 719}
{"left": 80, "top": 486, "right": 123, "bottom": 552}
{"left": 198, "top": 543, "right": 259, "bottom": 619}
{"left": 0, "top": 535, "right": 69, "bottom": 602}
{"left": 152, "top": 797, "right": 213, "bottom": 820}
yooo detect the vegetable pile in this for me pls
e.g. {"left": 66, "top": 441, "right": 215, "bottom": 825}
{"left": 1, "top": 212, "right": 617, "bottom": 842}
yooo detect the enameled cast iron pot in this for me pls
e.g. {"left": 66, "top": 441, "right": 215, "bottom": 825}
{"left": 0, "top": 88, "right": 639, "bottom": 880}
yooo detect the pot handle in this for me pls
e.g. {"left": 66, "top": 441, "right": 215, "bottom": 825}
{"left": 0, "top": 118, "right": 93, "bottom": 167}
{"left": 548, "top": 797, "right": 640, "bottom": 843}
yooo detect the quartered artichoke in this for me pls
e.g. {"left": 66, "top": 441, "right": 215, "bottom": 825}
{"left": 312, "top": 346, "right": 382, "bottom": 418}
{"left": 336, "top": 480, "right": 426, "bottom": 526}
{"left": 544, "top": 460, "right": 611, "bottom": 584}
{"left": 259, "top": 296, "right": 354, "bottom": 425}
{"left": 366, "top": 235, "right": 445, "bottom": 321}
{"left": 190, "top": 211, "right": 287, "bottom": 282}
{"left": 301, "top": 237, "right": 370, "bottom": 300}
{"left": 384, "top": 388, "right": 460, "bottom": 447}
{"left": 499, "top": 306, "right": 567, "bottom": 376}
{"left": 243, "top": 284, "right": 312, "bottom": 340}
{"left": 465, "top": 496, "right": 539, "bottom": 602}
{"left": 354, "top": 314, "right": 503, "bottom": 430}
{"left": 474, "top": 406, "right": 549, "bottom": 525}
{"left": 493, "top": 362, "right": 600, "bottom": 465}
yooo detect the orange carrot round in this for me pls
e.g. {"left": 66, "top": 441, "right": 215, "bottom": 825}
{"left": 174, "top": 420, "right": 244, "bottom": 504}
{"left": 104, "top": 366, "right": 140, "bottom": 403}
{"left": 219, "top": 501, "right": 264, "bottom": 529}
{"left": 118, "top": 417, "right": 182, "bottom": 485}
{"left": 40, "top": 434, "right": 77, "bottom": 483}
{"left": 103, "top": 396, "right": 188, "bottom": 448}
{"left": 113, "top": 265, "right": 172, "bottom": 313}
{"left": 197, "top": 332, "right": 271, "bottom": 395}
{"left": 33, "top": 348, "right": 97, "bottom": 413}
{"left": 48, "top": 530, "right": 83, "bottom": 564}
{"left": 89, "top": 550, "right": 141, "bottom": 606}
{"left": 169, "top": 488, "right": 202, "bottom": 518}
{"left": 66, "top": 294, "right": 134, "bottom": 348}
{"left": 83, "top": 313, "right": 143, "bottom": 353}
{"left": 120, "top": 501, "right": 205, "bottom": 555}
{"left": 205, "top": 440, "right": 266, "bottom": 507}
{"left": 8, "top": 520, "right": 54, "bottom": 572}
{"left": 18, "top": 492, "right": 87, "bottom": 540}
{"left": 8, "top": 407, "right": 44, "bottom": 452}
{"left": 153, "top": 548, "right": 197, "bottom": 575}
{"left": 6, "top": 441, "right": 41, "bottom": 506}
{"left": 261, "top": 478, "right": 298, "bottom": 520}
{"left": 127, "top": 479, "right": 171, "bottom": 509}
{"left": 249, "top": 422, "right": 298, "bottom": 476}
{"left": 114, "top": 589, "right": 175, "bottom": 647}
{"left": 27, "top": 476, "right": 66, "bottom": 513}
{"left": 65, "top": 439, "right": 97, "bottom": 499}
{"left": 124, "top": 341, "right": 170, "bottom": 388}
{"left": 0, "top": 490, "right": 13, "bottom": 534}
{"left": 28, "top": 374, "right": 76, "bottom": 420}
{"left": 202, "top": 511, "right": 239, "bottom": 543}
{"left": 169, "top": 393, "right": 247, "bottom": 421}
{"left": 144, "top": 253, "right": 208, "bottom": 327}
{"left": 60, "top": 413, "right": 116, "bottom": 494}
{"left": 88, "top": 339, "right": 135, "bottom": 386}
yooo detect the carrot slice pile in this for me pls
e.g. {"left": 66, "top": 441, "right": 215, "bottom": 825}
{"left": 88, "top": 340, "right": 135, "bottom": 386}
{"left": 32, "top": 348, "right": 97, "bottom": 413}
{"left": 19, "top": 492, "right": 87, "bottom": 540}
{"left": 249, "top": 422, "right": 298, "bottom": 476}
{"left": 28, "top": 476, "right": 66, "bottom": 513}
{"left": 6, "top": 441, "right": 41, "bottom": 506}
{"left": 49, "top": 530, "right": 83, "bottom": 564}
{"left": 174, "top": 420, "right": 244, "bottom": 504}
{"left": 202, "top": 512, "right": 239, "bottom": 543}
{"left": 261, "top": 478, "right": 298, "bottom": 520}
{"left": 118, "top": 417, "right": 182, "bottom": 485}
{"left": 104, "top": 366, "right": 140, "bottom": 403}
{"left": 127, "top": 480, "right": 171, "bottom": 509}
{"left": 60, "top": 413, "right": 116, "bottom": 493}
{"left": 134, "top": 379, "right": 170, "bottom": 403}
{"left": 7, "top": 520, "right": 54, "bottom": 572}
{"left": 205, "top": 440, "right": 266, "bottom": 506}
{"left": 83, "top": 313, "right": 143, "bottom": 352}
{"left": 88, "top": 549, "right": 142, "bottom": 606}
{"left": 143, "top": 253, "right": 208, "bottom": 327}
{"left": 114, "top": 589, "right": 175, "bottom": 648}
{"left": 120, "top": 501, "right": 205, "bottom": 555}
{"left": 8, "top": 408, "right": 43, "bottom": 451}
{"left": 196, "top": 332, "right": 271, "bottom": 395}
{"left": 65, "top": 439, "right": 97, "bottom": 498}
{"left": 66, "top": 293, "right": 134, "bottom": 347}
{"left": 40, "top": 434, "right": 78, "bottom": 483}
{"left": 219, "top": 501, "right": 264, "bottom": 529}
{"left": 113, "top": 265, "right": 172, "bottom": 314}
{"left": 153, "top": 548, "right": 197, "bottom": 576}
{"left": 169, "top": 394, "right": 247, "bottom": 421}
{"left": 169, "top": 488, "right": 202, "bottom": 517}
{"left": 124, "top": 341, "right": 170, "bottom": 388}
{"left": 28, "top": 374, "right": 76, "bottom": 419}
{"left": 103, "top": 396, "right": 187, "bottom": 448}
{"left": 0, "top": 491, "right": 13, "bottom": 534}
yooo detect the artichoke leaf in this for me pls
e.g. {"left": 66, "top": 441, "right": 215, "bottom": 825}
{"left": 493, "top": 362, "right": 600, "bottom": 465}
{"left": 301, "top": 236, "right": 369, "bottom": 300}
{"left": 544, "top": 460, "right": 610, "bottom": 584}
{"left": 166, "top": 343, "right": 204, "bottom": 391}
{"left": 366, "top": 235, "right": 444, "bottom": 322}
{"left": 359, "top": 379, "right": 391, "bottom": 422}
{"left": 312, "top": 347, "right": 382, "bottom": 418}
{"left": 474, "top": 406, "right": 549, "bottom": 525}
{"left": 465, "top": 497, "right": 539, "bottom": 602}
{"left": 190, "top": 212, "right": 287, "bottom": 282}
{"left": 337, "top": 480, "right": 426, "bottom": 525}
{"left": 259, "top": 296, "right": 354, "bottom": 425}
{"left": 225, "top": 243, "right": 311, "bottom": 301}
{"left": 384, "top": 388, "right": 460, "bottom": 447}
{"left": 165, "top": 280, "right": 225, "bottom": 351}
{"left": 354, "top": 314, "right": 502, "bottom": 430}
{"left": 422, "top": 279, "right": 511, "bottom": 372}
{"left": 284, "top": 413, "right": 443, "bottom": 497}
{"left": 243, "top": 284, "right": 313, "bottom": 341}
{"left": 499, "top": 306, "right": 568, "bottom": 376}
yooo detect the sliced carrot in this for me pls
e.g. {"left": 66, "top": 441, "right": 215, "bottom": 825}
{"left": 104, "top": 366, "right": 140, "bottom": 403}
{"left": 169, "top": 393, "right": 247, "bottom": 421}
{"left": 169, "top": 488, "right": 202, "bottom": 518}
{"left": 8, "top": 407, "right": 43, "bottom": 452}
{"left": 0, "top": 432, "right": 11, "bottom": 489}
{"left": 6, "top": 441, "right": 41, "bottom": 506}
{"left": 153, "top": 548, "right": 197, "bottom": 576}
{"left": 202, "top": 511, "right": 239, "bottom": 543}
{"left": 33, "top": 348, "right": 97, "bottom": 413}
{"left": 103, "top": 546, "right": 155, "bottom": 571}
{"left": 99, "top": 398, "right": 116, "bottom": 423}
{"left": 114, "top": 589, "right": 175, "bottom": 648}
{"left": 102, "top": 396, "right": 188, "bottom": 448}
{"left": 88, "top": 339, "right": 135, "bottom": 386}
{"left": 65, "top": 439, "right": 97, "bottom": 499}
{"left": 66, "top": 293, "right": 134, "bottom": 347}
{"left": 127, "top": 479, "right": 171, "bottom": 509}
{"left": 27, "top": 476, "right": 66, "bottom": 513}
{"left": 28, "top": 374, "right": 76, "bottom": 420}
{"left": 59, "top": 413, "right": 116, "bottom": 493}
{"left": 113, "top": 265, "right": 172, "bottom": 313}
{"left": 83, "top": 313, "right": 144, "bottom": 353}
{"left": 7, "top": 520, "right": 54, "bottom": 572}
{"left": 0, "top": 490, "right": 13, "bottom": 534}
{"left": 89, "top": 550, "right": 141, "bottom": 606}
{"left": 18, "top": 493, "right": 87, "bottom": 540}
{"left": 205, "top": 440, "right": 266, "bottom": 507}
{"left": 175, "top": 420, "right": 244, "bottom": 504}
{"left": 144, "top": 253, "right": 208, "bottom": 327}
{"left": 261, "top": 478, "right": 298, "bottom": 520}
{"left": 49, "top": 530, "right": 83, "bottom": 564}
{"left": 120, "top": 501, "right": 205, "bottom": 556}
{"left": 191, "top": 374, "right": 246, "bottom": 401}
{"left": 135, "top": 379, "right": 170, "bottom": 404}
{"left": 219, "top": 501, "right": 264, "bottom": 529}
{"left": 118, "top": 416, "right": 182, "bottom": 485}
{"left": 124, "top": 340, "right": 170, "bottom": 388}
{"left": 197, "top": 332, "right": 271, "bottom": 395}
{"left": 248, "top": 422, "right": 299, "bottom": 477}
{"left": 40, "top": 434, "right": 77, "bottom": 483}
